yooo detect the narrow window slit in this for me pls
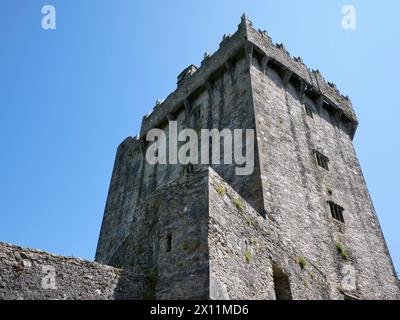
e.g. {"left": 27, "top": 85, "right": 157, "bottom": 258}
{"left": 305, "top": 104, "right": 314, "bottom": 118}
{"left": 166, "top": 234, "right": 172, "bottom": 252}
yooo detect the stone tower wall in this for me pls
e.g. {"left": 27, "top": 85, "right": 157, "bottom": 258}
{"left": 96, "top": 26, "right": 266, "bottom": 264}
{"left": 94, "top": 15, "right": 399, "bottom": 299}
{"left": 251, "top": 60, "right": 399, "bottom": 299}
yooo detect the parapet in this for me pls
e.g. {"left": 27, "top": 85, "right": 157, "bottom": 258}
{"left": 139, "top": 14, "right": 357, "bottom": 141}
{"left": 242, "top": 14, "right": 357, "bottom": 122}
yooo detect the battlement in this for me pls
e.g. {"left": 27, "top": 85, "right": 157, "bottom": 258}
{"left": 139, "top": 26, "right": 246, "bottom": 137}
{"left": 241, "top": 14, "right": 356, "bottom": 122}
{"left": 139, "top": 14, "right": 357, "bottom": 142}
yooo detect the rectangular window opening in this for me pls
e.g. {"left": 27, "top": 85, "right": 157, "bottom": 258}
{"left": 305, "top": 104, "right": 314, "bottom": 118}
{"left": 314, "top": 150, "right": 329, "bottom": 171}
{"left": 328, "top": 201, "right": 345, "bottom": 223}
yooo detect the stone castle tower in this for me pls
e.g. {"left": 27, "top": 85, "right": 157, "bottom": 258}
{"left": 95, "top": 15, "right": 399, "bottom": 300}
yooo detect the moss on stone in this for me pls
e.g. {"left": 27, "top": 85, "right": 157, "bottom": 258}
{"left": 295, "top": 256, "right": 307, "bottom": 270}
{"left": 244, "top": 249, "right": 253, "bottom": 264}
{"left": 336, "top": 242, "right": 348, "bottom": 260}
{"left": 233, "top": 197, "right": 245, "bottom": 212}
{"left": 216, "top": 184, "right": 226, "bottom": 197}
{"left": 245, "top": 217, "right": 253, "bottom": 226}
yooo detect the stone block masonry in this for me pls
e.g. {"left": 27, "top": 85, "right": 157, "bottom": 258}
{"left": 0, "top": 242, "right": 142, "bottom": 300}
{"left": 208, "top": 168, "right": 331, "bottom": 300}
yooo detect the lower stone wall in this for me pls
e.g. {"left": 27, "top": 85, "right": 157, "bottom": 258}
{"left": 106, "top": 166, "right": 211, "bottom": 300}
{"left": 208, "top": 169, "right": 332, "bottom": 300}
{"left": 0, "top": 242, "right": 142, "bottom": 300}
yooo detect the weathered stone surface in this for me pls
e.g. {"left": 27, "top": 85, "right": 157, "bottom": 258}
{"left": 208, "top": 168, "right": 331, "bottom": 300}
{"left": 0, "top": 242, "right": 142, "bottom": 300}
{"left": 107, "top": 167, "right": 211, "bottom": 300}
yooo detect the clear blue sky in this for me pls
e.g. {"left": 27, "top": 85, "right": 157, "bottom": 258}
{"left": 0, "top": 0, "right": 399, "bottom": 275}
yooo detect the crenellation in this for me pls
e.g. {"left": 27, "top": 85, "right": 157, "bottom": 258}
{"left": 294, "top": 56, "right": 304, "bottom": 64}
{"left": 246, "top": 25, "right": 356, "bottom": 124}
{"left": 275, "top": 43, "right": 290, "bottom": 56}
{"left": 177, "top": 64, "right": 198, "bottom": 87}
{"left": 139, "top": 36, "right": 245, "bottom": 137}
